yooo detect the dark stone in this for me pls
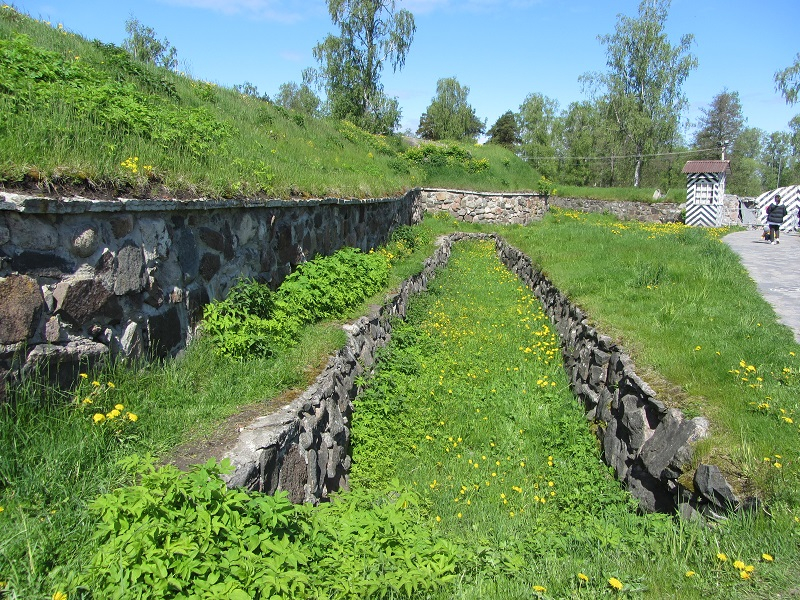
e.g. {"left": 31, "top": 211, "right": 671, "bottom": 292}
{"left": 110, "top": 215, "right": 134, "bottom": 239}
{"left": 626, "top": 462, "right": 676, "bottom": 513}
{"left": 199, "top": 253, "right": 221, "bottom": 281}
{"left": 694, "top": 464, "right": 738, "bottom": 510}
{"left": 279, "top": 444, "right": 307, "bottom": 504}
{"left": 0, "top": 274, "right": 44, "bottom": 344}
{"left": 186, "top": 284, "right": 209, "bottom": 328}
{"left": 23, "top": 340, "right": 108, "bottom": 390}
{"left": 114, "top": 244, "right": 146, "bottom": 295}
{"left": 175, "top": 229, "right": 198, "bottom": 282}
{"left": 147, "top": 305, "right": 182, "bottom": 358}
{"left": 199, "top": 227, "right": 225, "bottom": 253}
{"left": 144, "top": 277, "right": 164, "bottom": 308}
{"left": 95, "top": 250, "right": 115, "bottom": 275}
{"left": 222, "top": 221, "right": 235, "bottom": 260}
{"left": 54, "top": 278, "right": 122, "bottom": 326}
{"left": 11, "top": 250, "right": 74, "bottom": 278}
{"left": 260, "top": 446, "right": 279, "bottom": 494}
{"left": 640, "top": 410, "right": 709, "bottom": 481}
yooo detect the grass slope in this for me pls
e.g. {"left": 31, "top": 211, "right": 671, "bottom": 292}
{"left": 0, "top": 4, "right": 539, "bottom": 199}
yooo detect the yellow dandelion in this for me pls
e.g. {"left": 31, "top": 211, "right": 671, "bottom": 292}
{"left": 716, "top": 552, "right": 727, "bottom": 562}
{"left": 82, "top": 398, "right": 92, "bottom": 404}
{"left": 79, "top": 373, "right": 88, "bottom": 379}
{"left": 733, "top": 560, "right": 745, "bottom": 570}
{"left": 578, "top": 573, "right": 589, "bottom": 583}
{"left": 114, "top": 404, "right": 124, "bottom": 411}
{"left": 532, "top": 585, "right": 546, "bottom": 593}
{"left": 457, "top": 512, "right": 462, "bottom": 518}
{"left": 127, "top": 413, "right": 138, "bottom": 422}
{"left": 107, "top": 382, "right": 115, "bottom": 388}
{"left": 762, "top": 553, "right": 773, "bottom": 562}
{"left": 685, "top": 571, "right": 696, "bottom": 577}
{"left": 745, "top": 565, "right": 754, "bottom": 573}
{"left": 435, "top": 515, "right": 441, "bottom": 522}
{"left": 739, "top": 571, "right": 750, "bottom": 580}
{"left": 91, "top": 381, "right": 100, "bottom": 387}
{"left": 92, "top": 413, "right": 105, "bottom": 424}
{"left": 52, "top": 593, "right": 67, "bottom": 600}
{"left": 608, "top": 577, "right": 623, "bottom": 591}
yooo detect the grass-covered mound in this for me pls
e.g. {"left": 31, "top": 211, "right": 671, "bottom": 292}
{"left": 0, "top": 4, "right": 539, "bottom": 199}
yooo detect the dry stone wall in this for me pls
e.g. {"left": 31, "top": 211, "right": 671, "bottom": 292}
{"left": 550, "top": 196, "right": 683, "bottom": 223}
{"left": 0, "top": 191, "right": 421, "bottom": 397}
{"left": 418, "top": 188, "right": 547, "bottom": 224}
{"left": 222, "top": 232, "right": 461, "bottom": 503}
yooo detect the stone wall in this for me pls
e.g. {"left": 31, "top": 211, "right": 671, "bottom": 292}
{"left": 224, "top": 232, "right": 742, "bottom": 517}
{"left": 0, "top": 191, "right": 421, "bottom": 397}
{"left": 495, "top": 237, "right": 744, "bottom": 517}
{"left": 223, "top": 232, "right": 459, "bottom": 503}
{"left": 550, "top": 196, "right": 683, "bottom": 223}
{"left": 418, "top": 188, "right": 547, "bottom": 224}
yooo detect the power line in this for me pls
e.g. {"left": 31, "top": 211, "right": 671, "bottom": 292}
{"left": 523, "top": 147, "right": 721, "bottom": 161}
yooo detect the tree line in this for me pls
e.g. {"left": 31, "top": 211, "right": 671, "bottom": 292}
{"left": 124, "top": 0, "right": 800, "bottom": 195}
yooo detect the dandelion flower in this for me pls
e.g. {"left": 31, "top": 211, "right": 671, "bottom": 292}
{"left": 127, "top": 413, "right": 138, "bottom": 422}
{"left": 685, "top": 571, "right": 696, "bottom": 577}
{"left": 435, "top": 515, "right": 441, "bottom": 522}
{"left": 457, "top": 512, "right": 462, "bottom": 518}
{"left": 739, "top": 571, "right": 751, "bottom": 580}
{"left": 107, "top": 382, "right": 115, "bottom": 388}
{"left": 578, "top": 573, "right": 589, "bottom": 583}
{"left": 716, "top": 552, "right": 728, "bottom": 562}
{"left": 52, "top": 593, "right": 67, "bottom": 600}
{"left": 114, "top": 404, "right": 124, "bottom": 411}
{"left": 608, "top": 577, "right": 623, "bottom": 591}
{"left": 532, "top": 585, "right": 546, "bottom": 593}
{"left": 79, "top": 373, "right": 88, "bottom": 379}
{"left": 92, "top": 381, "right": 100, "bottom": 387}
{"left": 762, "top": 553, "right": 773, "bottom": 562}
{"left": 733, "top": 560, "right": 745, "bottom": 570}
{"left": 93, "top": 413, "right": 105, "bottom": 424}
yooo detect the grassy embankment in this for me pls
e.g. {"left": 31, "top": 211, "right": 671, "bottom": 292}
{"left": 0, "top": 4, "right": 539, "bottom": 199}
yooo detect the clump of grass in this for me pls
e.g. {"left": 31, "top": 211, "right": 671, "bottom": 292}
{"left": 555, "top": 184, "right": 685, "bottom": 203}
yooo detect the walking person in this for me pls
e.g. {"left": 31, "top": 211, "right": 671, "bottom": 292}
{"left": 765, "top": 193, "right": 787, "bottom": 244}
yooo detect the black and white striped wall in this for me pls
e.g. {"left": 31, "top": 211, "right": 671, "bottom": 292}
{"left": 685, "top": 172, "right": 724, "bottom": 227}
{"left": 757, "top": 185, "right": 800, "bottom": 232}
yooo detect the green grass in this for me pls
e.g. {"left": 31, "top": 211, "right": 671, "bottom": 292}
{"left": 555, "top": 185, "right": 685, "bottom": 203}
{"left": 349, "top": 238, "right": 800, "bottom": 598}
{"left": 500, "top": 210, "right": 800, "bottom": 502}
{"left": 0, "top": 4, "right": 539, "bottom": 199}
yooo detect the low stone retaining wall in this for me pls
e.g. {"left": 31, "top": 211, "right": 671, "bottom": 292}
{"left": 550, "top": 196, "right": 683, "bottom": 223}
{"left": 0, "top": 191, "right": 421, "bottom": 397}
{"left": 224, "top": 233, "right": 741, "bottom": 517}
{"left": 223, "top": 233, "right": 462, "bottom": 503}
{"left": 494, "top": 238, "right": 743, "bottom": 516}
{"left": 418, "top": 188, "right": 547, "bottom": 225}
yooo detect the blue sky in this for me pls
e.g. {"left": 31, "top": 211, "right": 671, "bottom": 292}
{"left": 16, "top": 0, "right": 800, "bottom": 141}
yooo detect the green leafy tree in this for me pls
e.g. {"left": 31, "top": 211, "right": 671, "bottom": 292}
{"left": 307, "top": 0, "right": 415, "bottom": 134}
{"left": 122, "top": 16, "right": 178, "bottom": 70}
{"left": 775, "top": 53, "right": 800, "bottom": 106}
{"left": 275, "top": 82, "right": 321, "bottom": 115}
{"left": 581, "top": 0, "right": 697, "bottom": 187}
{"left": 486, "top": 110, "right": 520, "bottom": 148}
{"left": 728, "top": 127, "right": 765, "bottom": 196}
{"left": 417, "top": 77, "right": 485, "bottom": 142}
{"left": 517, "top": 93, "right": 561, "bottom": 178}
{"left": 693, "top": 89, "right": 745, "bottom": 157}
{"left": 763, "top": 131, "right": 792, "bottom": 188}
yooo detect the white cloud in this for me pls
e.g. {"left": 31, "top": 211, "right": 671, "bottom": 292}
{"left": 160, "top": 0, "right": 326, "bottom": 24}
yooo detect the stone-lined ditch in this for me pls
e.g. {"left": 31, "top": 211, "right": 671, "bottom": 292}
{"left": 223, "top": 233, "right": 746, "bottom": 518}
